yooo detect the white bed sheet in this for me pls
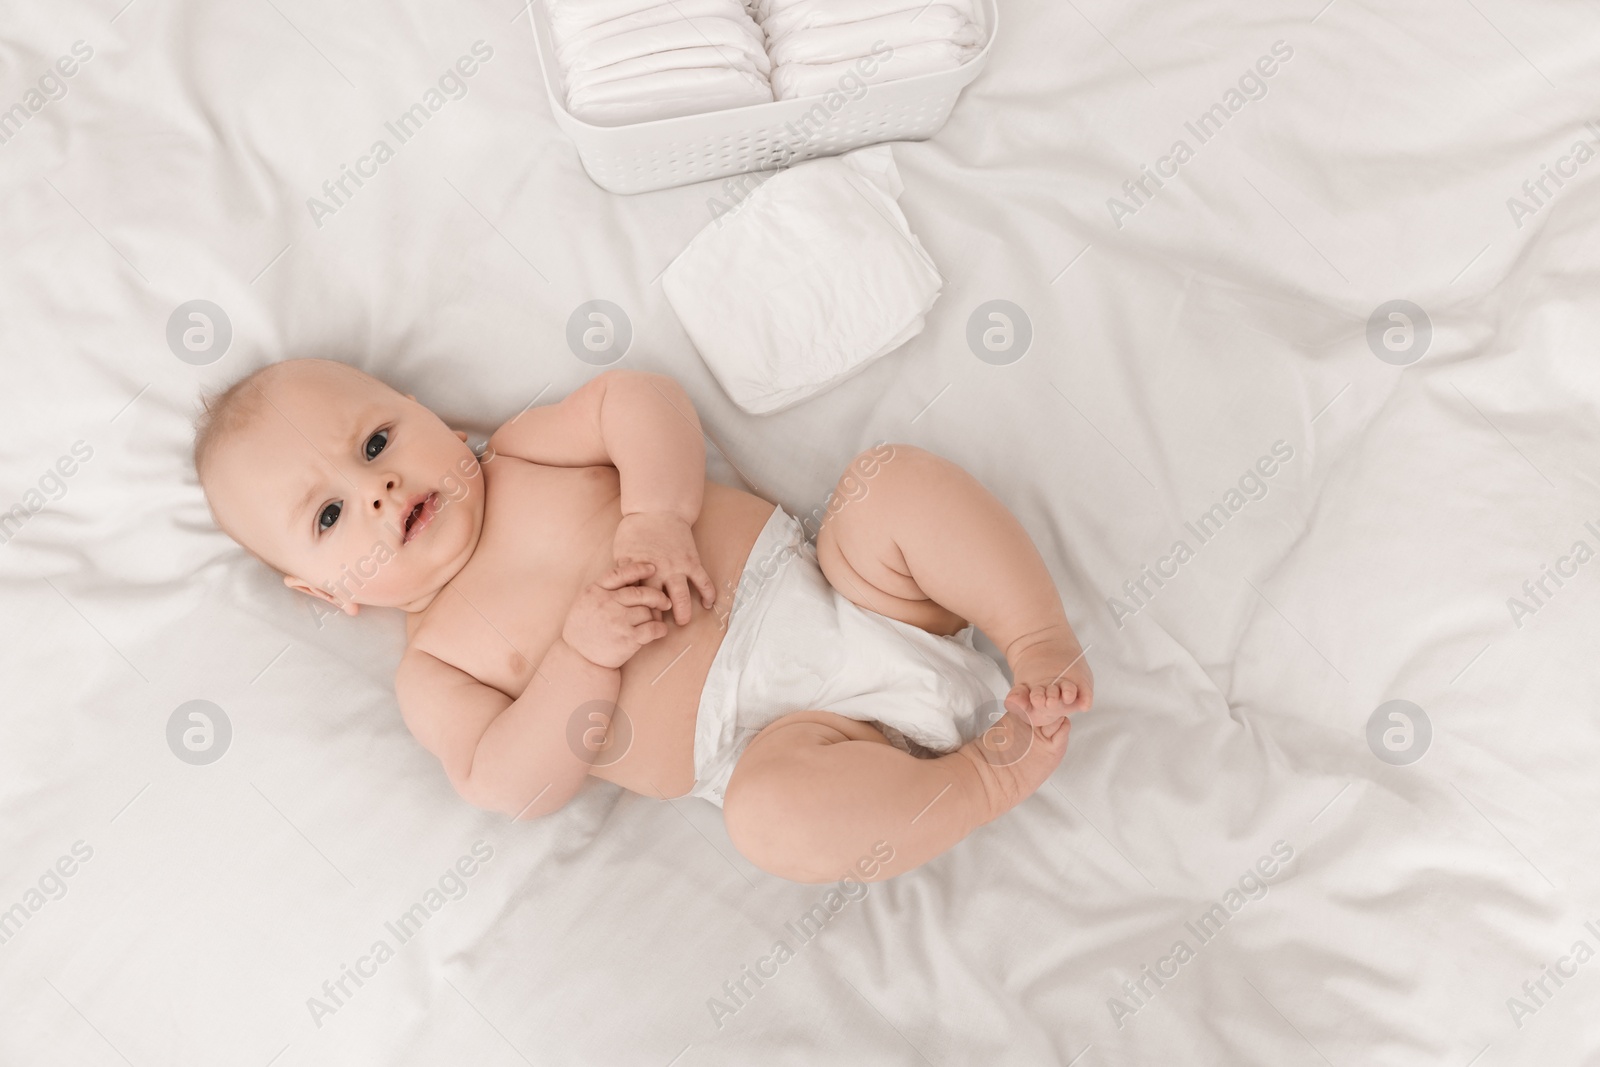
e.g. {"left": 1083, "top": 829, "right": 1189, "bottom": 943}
{"left": 2, "top": 0, "right": 1598, "bottom": 1064}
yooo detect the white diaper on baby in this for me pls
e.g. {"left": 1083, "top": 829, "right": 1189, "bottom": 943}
{"left": 690, "top": 506, "right": 1010, "bottom": 808}
{"left": 662, "top": 144, "right": 943, "bottom": 415}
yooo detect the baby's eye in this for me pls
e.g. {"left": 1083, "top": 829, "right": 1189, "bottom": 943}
{"left": 317, "top": 501, "right": 342, "bottom": 532}
{"left": 364, "top": 430, "right": 389, "bottom": 460}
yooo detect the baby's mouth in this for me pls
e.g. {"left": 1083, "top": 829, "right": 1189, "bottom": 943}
{"left": 402, "top": 493, "right": 439, "bottom": 544}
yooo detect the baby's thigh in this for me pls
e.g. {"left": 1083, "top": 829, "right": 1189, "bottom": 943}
{"left": 814, "top": 446, "right": 967, "bottom": 635}
{"left": 728, "top": 711, "right": 891, "bottom": 799}
{"left": 722, "top": 711, "right": 891, "bottom": 875}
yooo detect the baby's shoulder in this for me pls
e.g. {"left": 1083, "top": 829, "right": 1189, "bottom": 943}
{"left": 399, "top": 608, "right": 478, "bottom": 691}
{"left": 396, "top": 639, "right": 464, "bottom": 695}
{"left": 393, "top": 644, "right": 510, "bottom": 772}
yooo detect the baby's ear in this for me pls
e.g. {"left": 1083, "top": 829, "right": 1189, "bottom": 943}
{"left": 284, "top": 574, "right": 360, "bottom": 616}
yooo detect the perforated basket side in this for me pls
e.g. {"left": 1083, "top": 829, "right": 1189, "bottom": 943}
{"left": 576, "top": 91, "right": 964, "bottom": 193}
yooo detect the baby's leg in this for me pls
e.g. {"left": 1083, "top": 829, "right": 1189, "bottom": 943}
{"left": 815, "top": 445, "right": 1092, "bottom": 731}
{"left": 723, "top": 709, "right": 1068, "bottom": 883}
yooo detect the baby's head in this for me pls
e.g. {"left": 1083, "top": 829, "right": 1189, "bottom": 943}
{"left": 194, "top": 359, "right": 484, "bottom": 615}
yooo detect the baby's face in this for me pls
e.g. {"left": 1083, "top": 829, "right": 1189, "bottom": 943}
{"left": 203, "top": 362, "right": 484, "bottom": 613}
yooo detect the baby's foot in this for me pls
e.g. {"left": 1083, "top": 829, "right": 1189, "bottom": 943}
{"left": 956, "top": 708, "right": 1070, "bottom": 825}
{"left": 1004, "top": 623, "right": 1094, "bottom": 733}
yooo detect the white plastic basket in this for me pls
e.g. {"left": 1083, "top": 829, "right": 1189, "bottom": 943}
{"left": 528, "top": 0, "right": 999, "bottom": 195}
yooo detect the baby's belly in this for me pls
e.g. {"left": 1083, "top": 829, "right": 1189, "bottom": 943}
{"left": 588, "top": 483, "right": 777, "bottom": 799}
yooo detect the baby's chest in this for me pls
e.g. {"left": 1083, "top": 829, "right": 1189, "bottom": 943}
{"left": 418, "top": 460, "right": 621, "bottom": 696}
{"left": 417, "top": 543, "right": 595, "bottom": 698}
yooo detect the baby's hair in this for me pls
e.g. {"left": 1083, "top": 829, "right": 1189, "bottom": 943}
{"left": 191, "top": 365, "right": 291, "bottom": 573}
{"left": 191, "top": 365, "right": 274, "bottom": 484}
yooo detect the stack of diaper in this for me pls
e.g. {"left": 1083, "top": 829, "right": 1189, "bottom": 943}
{"left": 662, "top": 145, "right": 942, "bottom": 415}
{"left": 753, "top": 0, "right": 985, "bottom": 100}
{"left": 546, "top": 0, "right": 774, "bottom": 125}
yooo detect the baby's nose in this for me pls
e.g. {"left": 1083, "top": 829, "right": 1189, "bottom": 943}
{"left": 373, "top": 477, "right": 396, "bottom": 510}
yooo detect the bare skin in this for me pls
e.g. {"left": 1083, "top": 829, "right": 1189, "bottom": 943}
{"left": 199, "top": 360, "right": 1093, "bottom": 883}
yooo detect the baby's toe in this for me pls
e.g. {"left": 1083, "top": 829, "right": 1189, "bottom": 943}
{"left": 1006, "top": 683, "right": 1047, "bottom": 724}
{"left": 1008, "top": 681, "right": 1079, "bottom": 726}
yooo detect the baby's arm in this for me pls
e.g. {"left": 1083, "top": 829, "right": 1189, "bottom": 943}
{"left": 396, "top": 562, "right": 671, "bottom": 818}
{"left": 487, "top": 369, "right": 705, "bottom": 523}
{"left": 397, "top": 642, "right": 613, "bottom": 819}
{"left": 488, "top": 370, "right": 715, "bottom": 622}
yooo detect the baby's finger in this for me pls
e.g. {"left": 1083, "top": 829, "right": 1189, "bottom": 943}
{"left": 665, "top": 575, "right": 693, "bottom": 626}
{"left": 600, "top": 560, "right": 655, "bottom": 589}
{"left": 615, "top": 585, "right": 673, "bottom": 611}
{"left": 633, "top": 619, "right": 670, "bottom": 644}
{"left": 690, "top": 565, "right": 716, "bottom": 609}
{"left": 624, "top": 604, "right": 657, "bottom": 626}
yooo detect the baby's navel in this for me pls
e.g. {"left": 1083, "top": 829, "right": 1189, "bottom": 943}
{"left": 508, "top": 651, "right": 529, "bottom": 676}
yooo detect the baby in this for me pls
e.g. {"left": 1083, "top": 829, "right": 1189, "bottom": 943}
{"left": 194, "top": 359, "right": 1093, "bottom": 883}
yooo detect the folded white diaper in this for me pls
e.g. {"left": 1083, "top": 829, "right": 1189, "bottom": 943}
{"left": 770, "top": 39, "right": 977, "bottom": 99}
{"left": 554, "top": 0, "right": 751, "bottom": 64}
{"left": 749, "top": 0, "right": 985, "bottom": 101}
{"left": 662, "top": 144, "right": 942, "bottom": 415}
{"left": 765, "top": 6, "right": 982, "bottom": 66}
{"left": 561, "top": 16, "right": 769, "bottom": 74}
{"left": 753, "top": 0, "right": 978, "bottom": 23}
{"left": 548, "top": 0, "right": 701, "bottom": 38}
{"left": 547, "top": 0, "right": 774, "bottom": 124}
{"left": 564, "top": 46, "right": 768, "bottom": 97}
{"left": 546, "top": 0, "right": 986, "bottom": 124}
{"left": 757, "top": 0, "right": 980, "bottom": 40}
{"left": 567, "top": 66, "right": 774, "bottom": 124}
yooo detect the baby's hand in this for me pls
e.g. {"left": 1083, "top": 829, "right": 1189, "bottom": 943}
{"left": 613, "top": 511, "right": 716, "bottom": 626}
{"left": 562, "top": 561, "right": 674, "bottom": 669}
